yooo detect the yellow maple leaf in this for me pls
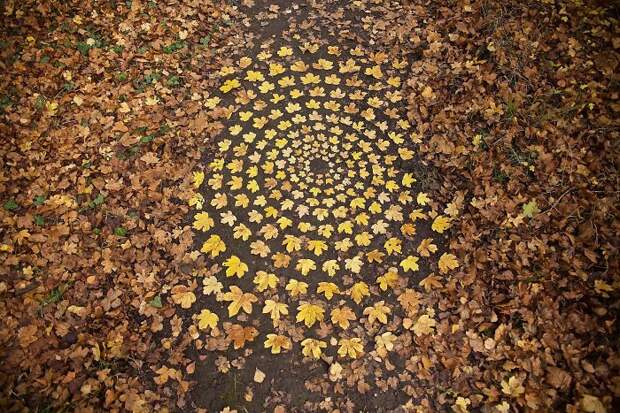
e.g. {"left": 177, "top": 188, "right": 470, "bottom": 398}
{"left": 301, "top": 338, "right": 327, "bottom": 359}
{"left": 223, "top": 255, "right": 248, "bottom": 278}
{"left": 384, "top": 237, "right": 402, "bottom": 255}
{"left": 409, "top": 209, "right": 427, "bottom": 221}
{"left": 432, "top": 215, "right": 451, "bottom": 233}
{"left": 250, "top": 240, "right": 270, "bottom": 258}
{"left": 417, "top": 238, "right": 437, "bottom": 257}
{"left": 317, "top": 282, "right": 340, "bottom": 300}
{"left": 170, "top": 288, "right": 195, "bottom": 310}
{"left": 349, "top": 282, "right": 370, "bottom": 304}
{"left": 264, "top": 333, "right": 292, "bottom": 354}
{"left": 262, "top": 300, "right": 288, "bottom": 321}
{"left": 344, "top": 255, "right": 363, "bottom": 273}
{"left": 245, "top": 70, "right": 264, "bottom": 82}
{"left": 223, "top": 286, "right": 257, "bottom": 317}
{"left": 377, "top": 268, "right": 399, "bottom": 291}
{"left": 438, "top": 253, "right": 459, "bottom": 274}
{"left": 296, "top": 258, "right": 316, "bottom": 276}
{"left": 366, "top": 249, "right": 385, "bottom": 263}
{"left": 580, "top": 395, "right": 606, "bottom": 413}
{"left": 400, "top": 255, "right": 420, "bottom": 272}
{"left": 417, "top": 192, "right": 430, "bottom": 205}
{"left": 277, "top": 46, "right": 293, "bottom": 57}
{"left": 193, "top": 212, "right": 214, "bottom": 231}
{"left": 296, "top": 303, "right": 324, "bottom": 327}
{"left": 193, "top": 171, "right": 204, "bottom": 189}
{"left": 365, "top": 65, "right": 383, "bottom": 79}
{"left": 238, "top": 56, "right": 252, "bottom": 68}
{"left": 375, "top": 331, "right": 397, "bottom": 356}
{"left": 501, "top": 376, "right": 525, "bottom": 397}
{"left": 331, "top": 306, "right": 356, "bottom": 329}
{"left": 202, "top": 276, "right": 223, "bottom": 295}
{"left": 232, "top": 224, "right": 251, "bottom": 241}
{"left": 322, "top": 260, "right": 340, "bottom": 277}
{"left": 196, "top": 309, "right": 218, "bottom": 330}
{"left": 200, "top": 234, "right": 226, "bottom": 258}
{"left": 453, "top": 397, "right": 471, "bottom": 413}
{"left": 269, "top": 63, "right": 285, "bottom": 76}
{"left": 337, "top": 337, "right": 364, "bottom": 359}
{"left": 283, "top": 235, "right": 302, "bottom": 252}
{"left": 286, "top": 279, "right": 308, "bottom": 297}
{"left": 307, "top": 239, "right": 328, "bottom": 256}
{"left": 220, "top": 78, "right": 240, "bottom": 93}
{"left": 419, "top": 274, "right": 443, "bottom": 292}
{"left": 363, "top": 301, "right": 390, "bottom": 324}
{"left": 272, "top": 252, "right": 291, "bottom": 268}
{"left": 227, "top": 324, "right": 258, "bottom": 349}
{"left": 188, "top": 192, "right": 204, "bottom": 209}
{"left": 253, "top": 271, "right": 278, "bottom": 292}
{"left": 412, "top": 314, "right": 436, "bottom": 336}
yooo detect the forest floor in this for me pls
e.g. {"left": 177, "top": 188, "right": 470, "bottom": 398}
{"left": 1, "top": 0, "right": 619, "bottom": 412}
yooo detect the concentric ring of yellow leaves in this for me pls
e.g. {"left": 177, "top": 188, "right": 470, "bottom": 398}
{"left": 189, "top": 45, "right": 458, "bottom": 360}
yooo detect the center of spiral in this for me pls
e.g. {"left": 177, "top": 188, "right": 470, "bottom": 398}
{"left": 309, "top": 158, "right": 329, "bottom": 173}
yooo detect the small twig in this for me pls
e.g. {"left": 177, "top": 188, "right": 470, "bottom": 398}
{"left": 14, "top": 282, "right": 40, "bottom": 296}
{"left": 542, "top": 187, "right": 575, "bottom": 214}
